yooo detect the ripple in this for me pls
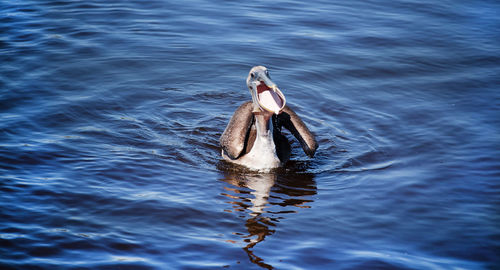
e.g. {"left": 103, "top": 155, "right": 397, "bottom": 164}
{"left": 345, "top": 249, "right": 486, "bottom": 270}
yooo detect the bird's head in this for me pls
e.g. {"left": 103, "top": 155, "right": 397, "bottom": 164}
{"left": 246, "top": 66, "right": 286, "bottom": 115}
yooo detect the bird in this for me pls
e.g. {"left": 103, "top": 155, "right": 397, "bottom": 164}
{"left": 220, "top": 66, "right": 318, "bottom": 171}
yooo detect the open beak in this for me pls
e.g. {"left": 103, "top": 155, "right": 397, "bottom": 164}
{"left": 251, "top": 76, "right": 286, "bottom": 115}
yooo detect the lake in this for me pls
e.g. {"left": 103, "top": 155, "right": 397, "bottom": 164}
{"left": 1, "top": 0, "right": 499, "bottom": 269}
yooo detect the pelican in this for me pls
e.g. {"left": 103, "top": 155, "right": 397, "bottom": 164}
{"left": 220, "top": 66, "right": 318, "bottom": 171}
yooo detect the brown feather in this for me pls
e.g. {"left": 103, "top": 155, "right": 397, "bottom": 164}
{"left": 220, "top": 101, "right": 254, "bottom": 159}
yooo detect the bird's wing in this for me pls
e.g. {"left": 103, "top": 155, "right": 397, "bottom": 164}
{"left": 277, "top": 105, "right": 318, "bottom": 157}
{"left": 220, "top": 101, "right": 254, "bottom": 159}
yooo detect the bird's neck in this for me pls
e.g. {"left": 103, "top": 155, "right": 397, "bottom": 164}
{"left": 243, "top": 110, "right": 280, "bottom": 170}
{"left": 253, "top": 111, "right": 273, "bottom": 138}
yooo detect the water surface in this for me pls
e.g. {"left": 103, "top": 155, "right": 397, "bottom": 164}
{"left": 1, "top": 0, "right": 499, "bottom": 269}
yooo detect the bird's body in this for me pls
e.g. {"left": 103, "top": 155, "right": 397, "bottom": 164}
{"left": 220, "top": 66, "right": 318, "bottom": 171}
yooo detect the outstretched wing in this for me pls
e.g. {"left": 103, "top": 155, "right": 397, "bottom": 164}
{"left": 277, "top": 105, "right": 318, "bottom": 157}
{"left": 220, "top": 101, "right": 254, "bottom": 159}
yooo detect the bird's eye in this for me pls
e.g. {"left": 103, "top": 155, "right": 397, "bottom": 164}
{"left": 265, "top": 70, "right": 270, "bottom": 78}
{"left": 250, "top": 73, "right": 255, "bottom": 79}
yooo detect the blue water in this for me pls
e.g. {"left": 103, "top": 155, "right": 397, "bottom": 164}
{"left": 1, "top": 0, "right": 499, "bottom": 269}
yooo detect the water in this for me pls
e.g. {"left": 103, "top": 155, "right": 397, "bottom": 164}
{"left": 1, "top": 0, "right": 499, "bottom": 269}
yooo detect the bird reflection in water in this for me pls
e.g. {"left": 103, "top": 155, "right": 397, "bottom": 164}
{"left": 220, "top": 168, "right": 316, "bottom": 269}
